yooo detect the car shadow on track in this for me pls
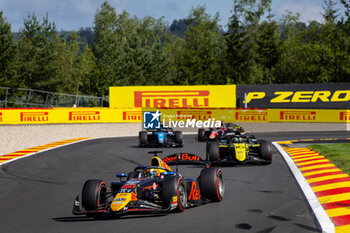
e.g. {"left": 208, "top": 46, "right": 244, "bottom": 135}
{"left": 52, "top": 213, "right": 166, "bottom": 222}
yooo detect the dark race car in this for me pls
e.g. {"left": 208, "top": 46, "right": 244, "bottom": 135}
{"left": 197, "top": 122, "right": 245, "bottom": 142}
{"left": 139, "top": 127, "right": 183, "bottom": 147}
{"left": 72, "top": 151, "right": 224, "bottom": 218}
{"left": 206, "top": 133, "right": 272, "bottom": 165}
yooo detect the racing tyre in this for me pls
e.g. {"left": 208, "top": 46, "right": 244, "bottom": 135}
{"left": 139, "top": 131, "right": 148, "bottom": 146}
{"left": 162, "top": 176, "right": 186, "bottom": 212}
{"left": 259, "top": 140, "right": 272, "bottom": 164}
{"left": 81, "top": 179, "right": 107, "bottom": 211}
{"left": 207, "top": 141, "right": 220, "bottom": 162}
{"left": 199, "top": 167, "right": 224, "bottom": 201}
{"left": 174, "top": 131, "right": 183, "bottom": 144}
{"left": 198, "top": 128, "right": 205, "bottom": 141}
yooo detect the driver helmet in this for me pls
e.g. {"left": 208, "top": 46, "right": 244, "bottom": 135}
{"left": 144, "top": 168, "right": 168, "bottom": 178}
{"left": 144, "top": 169, "right": 158, "bottom": 178}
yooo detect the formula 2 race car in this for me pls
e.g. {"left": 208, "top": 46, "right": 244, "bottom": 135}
{"left": 197, "top": 122, "right": 245, "bottom": 142}
{"left": 206, "top": 133, "right": 272, "bottom": 165}
{"left": 72, "top": 151, "right": 224, "bottom": 218}
{"left": 139, "top": 127, "right": 183, "bottom": 147}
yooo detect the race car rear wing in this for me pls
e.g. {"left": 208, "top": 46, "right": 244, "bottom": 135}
{"left": 162, "top": 153, "right": 210, "bottom": 168}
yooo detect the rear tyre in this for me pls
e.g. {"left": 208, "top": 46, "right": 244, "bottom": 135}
{"left": 259, "top": 140, "right": 272, "bottom": 164}
{"left": 174, "top": 131, "right": 183, "bottom": 144}
{"left": 139, "top": 131, "right": 148, "bottom": 146}
{"left": 198, "top": 129, "right": 205, "bottom": 141}
{"left": 81, "top": 179, "right": 107, "bottom": 211}
{"left": 162, "top": 176, "right": 186, "bottom": 212}
{"left": 199, "top": 167, "right": 224, "bottom": 201}
{"left": 207, "top": 141, "right": 220, "bottom": 162}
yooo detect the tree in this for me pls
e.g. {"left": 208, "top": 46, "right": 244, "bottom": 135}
{"left": 224, "top": 1, "right": 246, "bottom": 84}
{"left": 322, "top": 0, "right": 340, "bottom": 24}
{"left": 275, "top": 11, "right": 302, "bottom": 83}
{"left": 78, "top": 27, "right": 95, "bottom": 49}
{"left": 256, "top": 20, "right": 279, "bottom": 83}
{"left": 118, "top": 16, "right": 173, "bottom": 86}
{"left": 77, "top": 45, "right": 97, "bottom": 95}
{"left": 93, "top": 1, "right": 173, "bottom": 94}
{"left": 169, "top": 19, "right": 188, "bottom": 37}
{"left": 300, "top": 21, "right": 322, "bottom": 44}
{"left": 164, "top": 35, "right": 186, "bottom": 84}
{"left": 0, "top": 11, "right": 18, "bottom": 87}
{"left": 174, "top": 5, "right": 222, "bottom": 85}
{"left": 225, "top": 0, "right": 273, "bottom": 84}
{"left": 56, "top": 31, "right": 83, "bottom": 94}
{"left": 16, "top": 13, "right": 61, "bottom": 92}
{"left": 93, "top": 1, "right": 120, "bottom": 95}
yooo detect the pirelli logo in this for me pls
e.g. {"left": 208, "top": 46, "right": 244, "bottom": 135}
{"left": 123, "top": 111, "right": 142, "bottom": 121}
{"left": 69, "top": 111, "right": 100, "bottom": 121}
{"left": 280, "top": 111, "right": 316, "bottom": 121}
{"left": 20, "top": 112, "right": 49, "bottom": 122}
{"left": 176, "top": 110, "right": 212, "bottom": 120}
{"left": 134, "top": 90, "right": 210, "bottom": 108}
{"left": 340, "top": 112, "right": 350, "bottom": 121}
{"left": 0, "top": 112, "right": 2, "bottom": 122}
{"left": 235, "top": 111, "right": 267, "bottom": 121}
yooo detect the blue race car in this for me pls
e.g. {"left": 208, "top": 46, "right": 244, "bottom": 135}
{"left": 139, "top": 127, "right": 183, "bottom": 147}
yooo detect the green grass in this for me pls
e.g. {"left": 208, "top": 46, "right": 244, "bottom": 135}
{"left": 307, "top": 144, "right": 350, "bottom": 175}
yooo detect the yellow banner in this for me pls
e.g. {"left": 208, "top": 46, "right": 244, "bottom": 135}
{"left": 269, "top": 109, "right": 350, "bottom": 123}
{"left": 109, "top": 85, "right": 237, "bottom": 108}
{"left": 0, "top": 108, "right": 142, "bottom": 124}
{"left": 149, "top": 108, "right": 350, "bottom": 123}
{"left": 0, "top": 108, "right": 348, "bottom": 124}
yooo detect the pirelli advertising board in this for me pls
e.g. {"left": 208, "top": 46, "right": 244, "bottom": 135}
{"left": 0, "top": 108, "right": 349, "bottom": 124}
{"left": 109, "top": 85, "right": 237, "bottom": 108}
{"left": 237, "top": 83, "right": 350, "bottom": 109}
{"left": 142, "top": 108, "right": 350, "bottom": 123}
{"left": 0, "top": 108, "right": 142, "bottom": 124}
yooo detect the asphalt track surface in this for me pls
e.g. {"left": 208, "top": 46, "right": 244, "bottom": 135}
{"left": 0, "top": 131, "right": 349, "bottom": 233}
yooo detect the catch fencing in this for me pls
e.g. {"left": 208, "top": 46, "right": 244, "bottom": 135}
{"left": 0, "top": 87, "right": 106, "bottom": 108}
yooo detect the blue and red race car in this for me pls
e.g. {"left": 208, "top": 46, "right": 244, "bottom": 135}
{"left": 72, "top": 151, "right": 224, "bottom": 218}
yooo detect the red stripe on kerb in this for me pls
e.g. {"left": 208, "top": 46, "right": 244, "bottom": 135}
{"left": 290, "top": 154, "right": 321, "bottom": 159}
{"left": 310, "top": 178, "right": 350, "bottom": 187}
{"left": 331, "top": 214, "right": 350, "bottom": 226}
{"left": 294, "top": 157, "right": 325, "bottom": 163}
{"left": 301, "top": 167, "right": 338, "bottom": 174}
{"left": 14, "top": 151, "right": 37, "bottom": 153}
{"left": 323, "top": 200, "right": 350, "bottom": 210}
{"left": 290, "top": 151, "right": 319, "bottom": 155}
{"left": 316, "top": 187, "right": 350, "bottom": 197}
{"left": 296, "top": 159, "right": 329, "bottom": 166}
{"left": 298, "top": 162, "right": 333, "bottom": 168}
{"left": 304, "top": 171, "right": 344, "bottom": 179}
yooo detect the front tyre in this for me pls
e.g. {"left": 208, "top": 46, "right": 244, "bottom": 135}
{"left": 162, "top": 176, "right": 186, "bottom": 212}
{"left": 199, "top": 168, "right": 224, "bottom": 202}
{"left": 207, "top": 141, "right": 220, "bottom": 162}
{"left": 259, "top": 140, "right": 272, "bottom": 164}
{"left": 81, "top": 179, "right": 107, "bottom": 211}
